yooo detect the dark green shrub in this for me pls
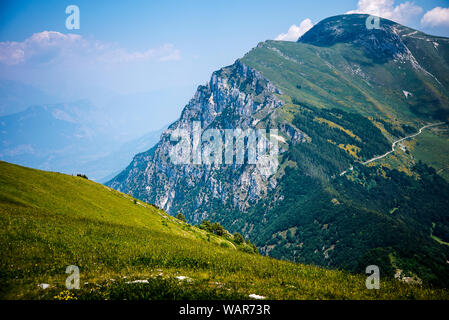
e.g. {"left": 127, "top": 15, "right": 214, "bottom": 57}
{"left": 199, "top": 220, "right": 213, "bottom": 233}
{"left": 212, "top": 222, "right": 225, "bottom": 236}
{"left": 177, "top": 213, "right": 186, "bottom": 222}
{"left": 233, "top": 232, "right": 244, "bottom": 245}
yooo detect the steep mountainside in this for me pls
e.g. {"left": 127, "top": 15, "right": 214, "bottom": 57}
{"left": 107, "top": 14, "right": 449, "bottom": 286}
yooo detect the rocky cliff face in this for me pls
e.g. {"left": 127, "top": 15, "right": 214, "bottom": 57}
{"left": 107, "top": 60, "right": 308, "bottom": 222}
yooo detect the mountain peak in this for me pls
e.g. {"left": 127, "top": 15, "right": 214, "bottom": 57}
{"left": 298, "top": 14, "right": 414, "bottom": 62}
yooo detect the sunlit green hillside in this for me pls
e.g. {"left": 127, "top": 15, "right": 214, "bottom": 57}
{"left": 0, "top": 161, "right": 448, "bottom": 300}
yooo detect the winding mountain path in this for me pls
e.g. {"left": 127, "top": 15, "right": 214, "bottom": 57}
{"left": 339, "top": 122, "right": 447, "bottom": 177}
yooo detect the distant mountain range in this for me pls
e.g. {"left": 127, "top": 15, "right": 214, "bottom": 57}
{"left": 107, "top": 14, "right": 449, "bottom": 286}
{"left": 0, "top": 80, "right": 59, "bottom": 116}
{"left": 0, "top": 101, "right": 165, "bottom": 181}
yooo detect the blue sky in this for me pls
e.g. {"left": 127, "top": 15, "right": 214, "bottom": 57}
{"left": 1, "top": 0, "right": 449, "bottom": 134}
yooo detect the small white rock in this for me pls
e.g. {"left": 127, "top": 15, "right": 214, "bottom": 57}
{"left": 38, "top": 283, "right": 50, "bottom": 289}
{"left": 248, "top": 294, "right": 266, "bottom": 300}
{"left": 126, "top": 279, "right": 149, "bottom": 284}
{"left": 402, "top": 90, "right": 413, "bottom": 98}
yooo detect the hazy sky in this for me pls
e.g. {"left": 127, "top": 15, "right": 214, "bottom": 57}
{"left": 1, "top": 0, "right": 449, "bottom": 132}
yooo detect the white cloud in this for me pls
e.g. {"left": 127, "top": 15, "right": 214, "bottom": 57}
{"left": 159, "top": 47, "right": 181, "bottom": 62}
{"left": 0, "top": 31, "right": 81, "bottom": 65}
{"left": 98, "top": 43, "right": 181, "bottom": 63}
{"left": 347, "top": 0, "right": 423, "bottom": 25}
{"left": 275, "top": 19, "right": 314, "bottom": 41}
{"left": 421, "top": 7, "right": 449, "bottom": 28}
{"left": 0, "top": 31, "right": 180, "bottom": 66}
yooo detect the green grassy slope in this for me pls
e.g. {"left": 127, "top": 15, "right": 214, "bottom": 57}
{"left": 1, "top": 161, "right": 447, "bottom": 300}
{"left": 242, "top": 40, "right": 446, "bottom": 127}
{"left": 411, "top": 127, "right": 449, "bottom": 182}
